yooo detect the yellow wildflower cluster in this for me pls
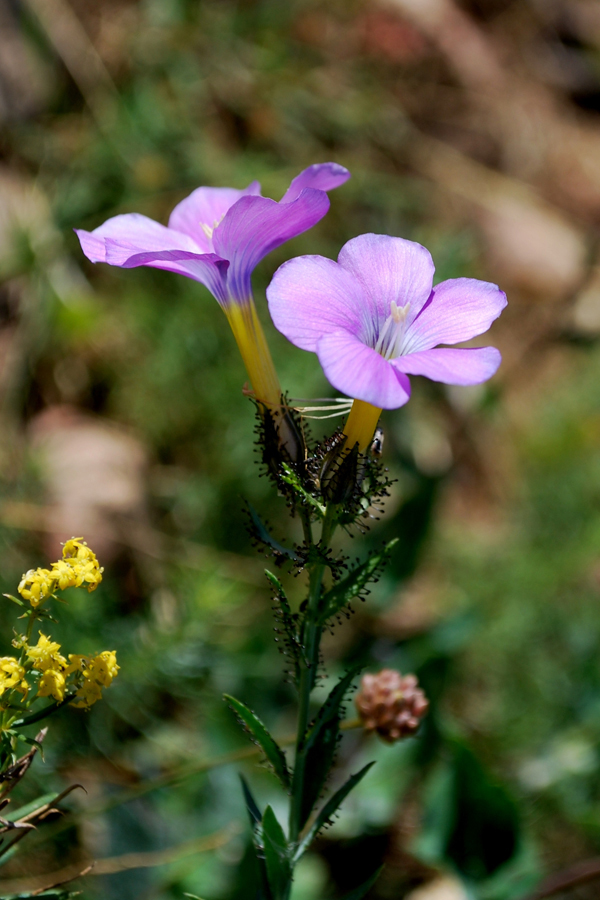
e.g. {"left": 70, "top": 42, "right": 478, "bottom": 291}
{"left": 0, "top": 657, "right": 28, "bottom": 698}
{"left": 68, "top": 650, "right": 119, "bottom": 708}
{"left": 18, "top": 538, "right": 103, "bottom": 607}
{"left": 26, "top": 633, "right": 68, "bottom": 702}
{"left": 19, "top": 633, "right": 119, "bottom": 708}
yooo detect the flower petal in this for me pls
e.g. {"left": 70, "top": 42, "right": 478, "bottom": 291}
{"left": 267, "top": 255, "right": 368, "bottom": 352}
{"left": 337, "top": 234, "right": 435, "bottom": 328}
{"left": 213, "top": 189, "right": 331, "bottom": 301}
{"left": 115, "top": 249, "right": 229, "bottom": 304}
{"left": 405, "top": 277, "right": 507, "bottom": 352}
{"left": 168, "top": 182, "right": 262, "bottom": 250}
{"left": 280, "top": 163, "right": 350, "bottom": 203}
{"left": 317, "top": 331, "right": 411, "bottom": 409}
{"left": 75, "top": 213, "right": 201, "bottom": 263}
{"left": 391, "top": 347, "right": 501, "bottom": 385}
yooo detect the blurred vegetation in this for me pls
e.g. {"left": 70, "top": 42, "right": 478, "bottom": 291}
{"left": 2, "top": 0, "right": 600, "bottom": 897}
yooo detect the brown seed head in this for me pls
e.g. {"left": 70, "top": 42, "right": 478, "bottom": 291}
{"left": 355, "top": 669, "right": 429, "bottom": 743}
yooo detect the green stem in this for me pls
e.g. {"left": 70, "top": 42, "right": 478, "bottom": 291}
{"left": 288, "top": 505, "right": 337, "bottom": 849}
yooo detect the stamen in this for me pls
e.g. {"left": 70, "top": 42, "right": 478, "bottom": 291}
{"left": 200, "top": 213, "right": 227, "bottom": 243}
{"left": 374, "top": 301, "right": 410, "bottom": 360}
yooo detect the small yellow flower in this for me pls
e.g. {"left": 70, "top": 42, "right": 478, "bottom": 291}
{"left": 26, "top": 633, "right": 67, "bottom": 673}
{"left": 72, "top": 681, "right": 103, "bottom": 708}
{"left": 65, "top": 654, "right": 88, "bottom": 677}
{"left": 50, "top": 558, "right": 83, "bottom": 591}
{"left": 76, "top": 559, "right": 103, "bottom": 592}
{"left": 18, "top": 568, "right": 56, "bottom": 607}
{"left": 37, "top": 668, "right": 66, "bottom": 703}
{"left": 0, "top": 657, "right": 28, "bottom": 698}
{"left": 67, "top": 650, "right": 119, "bottom": 708}
{"left": 57, "top": 538, "right": 104, "bottom": 593}
{"left": 87, "top": 650, "right": 119, "bottom": 687}
{"left": 18, "top": 538, "right": 103, "bottom": 608}
{"left": 62, "top": 538, "right": 97, "bottom": 564}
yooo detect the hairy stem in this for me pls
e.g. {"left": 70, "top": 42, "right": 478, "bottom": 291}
{"left": 288, "top": 505, "right": 337, "bottom": 850}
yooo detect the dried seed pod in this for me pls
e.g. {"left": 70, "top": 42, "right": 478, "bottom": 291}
{"left": 355, "top": 669, "right": 428, "bottom": 742}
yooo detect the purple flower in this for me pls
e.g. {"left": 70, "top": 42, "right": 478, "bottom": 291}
{"left": 266, "top": 234, "right": 506, "bottom": 448}
{"left": 75, "top": 163, "right": 350, "bottom": 309}
{"left": 75, "top": 163, "right": 350, "bottom": 426}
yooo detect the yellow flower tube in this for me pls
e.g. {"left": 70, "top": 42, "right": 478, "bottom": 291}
{"left": 343, "top": 399, "right": 381, "bottom": 453}
{"left": 225, "top": 301, "right": 282, "bottom": 411}
{"left": 226, "top": 300, "right": 300, "bottom": 460}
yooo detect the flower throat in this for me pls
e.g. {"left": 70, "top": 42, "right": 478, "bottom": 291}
{"left": 374, "top": 301, "right": 410, "bottom": 360}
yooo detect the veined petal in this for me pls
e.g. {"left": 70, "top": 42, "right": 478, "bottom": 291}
{"left": 115, "top": 248, "right": 230, "bottom": 305}
{"left": 337, "top": 234, "right": 435, "bottom": 328}
{"left": 168, "top": 182, "right": 262, "bottom": 250}
{"left": 267, "top": 255, "right": 368, "bottom": 352}
{"left": 213, "top": 188, "right": 331, "bottom": 301}
{"left": 280, "top": 163, "right": 350, "bottom": 203}
{"left": 75, "top": 213, "right": 201, "bottom": 264}
{"left": 317, "top": 331, "right": 411, "bottom": 410}
{"left": 391, "top": 346, "right": 501, "bottom": 385}
{"left": 405, "top": 278, "right": 507, "bottom": 352}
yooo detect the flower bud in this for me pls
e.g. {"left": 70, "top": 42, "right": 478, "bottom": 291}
{"left": 355, "top": 669, "right": 428, "bottom": 742}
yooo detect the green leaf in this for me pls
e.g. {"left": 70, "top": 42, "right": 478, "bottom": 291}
{"left": 317, "top": 540, "right": 398, "bottom": 626}
{"left": 3, "top": 593, "right": 24, "bottom": 607}
{"left": 2, "top": 892, "right": 81, "bottom": 899}
{"left": 246, "top": 503, "right": 299, "bottom": 561}
{"left": 240, "top": 775, "right": 262, "bottom": 828}
{"left": 339, "top": 866, "right": 383, "bottom": 900}
{"left": 261, "top": 805, "right": 291, "bottom": 900}
{"left": 279, "top": 464, "right": 326, "bottom": 517}
{"left": 224, "top": 695, "right": 291, "bottom": 790}
{"left": 299, "top": 667, "right": 361, "bottom": 828}
{"left": 295, "top": 762, "right": 375, "bottom": 860}
{"left": 5, "top": 793, "right": 56, "bottom": 822}
{"left": 21, "top": 735, "right": 45, "bottom": 759}
{"left": 239, "top": 777, "right": 272, "bottom": 900}
{"left": 265, "top": 570, "right": 301, "bottom": 683}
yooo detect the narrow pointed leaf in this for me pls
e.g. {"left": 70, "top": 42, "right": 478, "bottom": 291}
{"left": 239, "top": 777, "right": 271, "bottom": 897}
{"left": 224, "top": 695, "right": 291, "bottom": 790}
{"left": 317, "top": 539, "right": 398, "bottom": 626}
{"left": 295, "top": 762, "right": 375, "bottom": 859}
{"left": 261, "top": 805, "right": 291, "bottom": 900}
{"left": 280, "top": 464, "right": 326, "bottom": 517}
{"left": 299, "top": 666, "right": 361, "bottom": 827}
{"left": 303, "top": 666, "right": 361, "bottom": 757}
{"left": 265, "top": 570, "right": 301, "bottom": 683}
{"left": 246, "top": 503, "right": 299, "bottom": 561}
{"left": 340, "top": 866, "right": 383, "bottom": 900}
{"left": 240, "top": 775, "right": 262, "bottom": 828}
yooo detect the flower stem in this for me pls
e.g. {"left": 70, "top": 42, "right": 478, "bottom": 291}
{"left": 288, "top": 505, "right": 337, "bottom": 850}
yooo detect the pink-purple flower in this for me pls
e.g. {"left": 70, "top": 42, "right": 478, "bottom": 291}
{"left": 266, "top": 233, "right": 507, "bottom": 410}
{"left": 75, "top": 163, "right": 350, "bottom": 308}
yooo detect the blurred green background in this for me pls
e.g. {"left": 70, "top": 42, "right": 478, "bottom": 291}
{"left": 2, "top": 0, "right": 600, "bottom": 897}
